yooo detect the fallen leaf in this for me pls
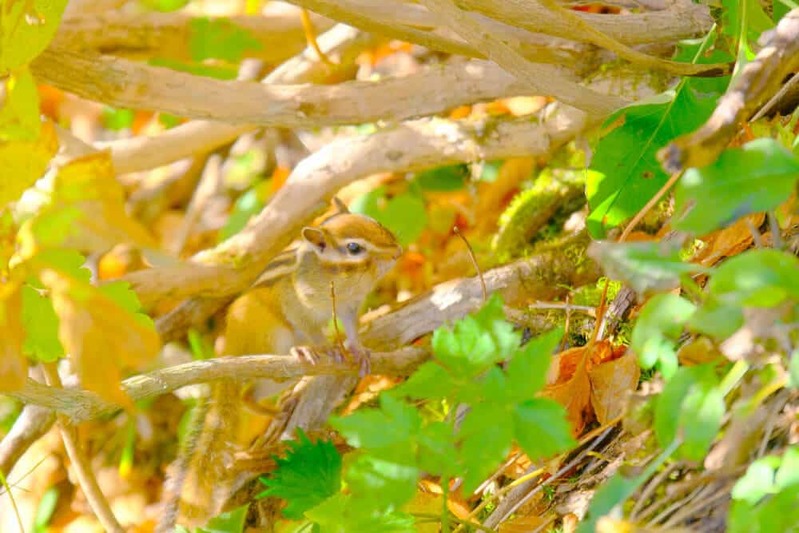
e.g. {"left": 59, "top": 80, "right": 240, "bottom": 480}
{"left": 588, "top": 347, "right": 639, "bottom": 424}
{"left": 542, "top": 346, "right": 593, "bottom": 434}
{"left": 41, "top": 268, "right": 160, "bottom": 408}
{"left": 693, "top": 213, "right": 764, "bottom": 267}
{"left": 0, "top": 282, "right": 27, "bottom": 391}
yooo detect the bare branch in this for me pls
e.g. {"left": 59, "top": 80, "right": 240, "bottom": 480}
{"left": 10, "top": 349, "right": 427, "bottom": 423}
{"left": 31, "top": 45, "right": 597, "bottom": 127}
{"left": 42, "top": 365, "right": 123, "bottom": 533}
{"left": 457, "top": 0, "right": 713, "bottom": 45}
{"left": 284, "top": 0, "right": 712, "bottom": 48}
{"left": 11, "top": 227, "right": 600, "bottom": 423}
{"left": 0, "top": 405, "right": 55, "bottom": 477}
{"left": 96, "top": 25, "right": 379, "bottom": 174}
{"left": 419, "top": 0, "right": 628, "bottom": 116}
{"left": 124, "top": 108, "right": 592, "bottom": 309}
{"left": 57, "top": 7, "right": 334, "bottom": 63}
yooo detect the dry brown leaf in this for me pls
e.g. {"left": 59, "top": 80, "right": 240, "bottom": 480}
{"left": 41, "top": 268, "right": 161, "bottom": 409}
{"left": 588, "top": 347, "right": 639, "bottom": 425}
{"left": 677, "top": 336, "right": 723, "bottom": 366}
{"left": 544, "top": 342, "right": 638, "bottom": 433}
{"left": 543, "top": 346, "right": 593, "bottom": 434}
{"left": 499, "top": 514, "right": 550, "bottom": 532}
{"left": 693, "top": 213, "right": 764, "bottom": 267}
{"left": 0, "top": 282, "right": 27, "bottom": 391}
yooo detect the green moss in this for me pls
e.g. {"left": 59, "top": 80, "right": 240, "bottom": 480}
{"left": 493, "top": 168, "right": 585, "bottom": 261}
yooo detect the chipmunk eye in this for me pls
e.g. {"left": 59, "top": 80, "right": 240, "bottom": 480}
{"left": 346, "top": 242, "right": 363, "bottom": 255}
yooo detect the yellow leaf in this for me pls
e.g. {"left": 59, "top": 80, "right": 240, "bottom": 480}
{"left": 40, "top": 268, "right": 161, "bottom": 408}
{"left": 0, "top": 282, "right": 28, "bottom": 391}
{"left": 18, "top": 151, "right": 156, "bottom": 258}
{"left": 0, "top": 120, "right": 58, "bottom": 205}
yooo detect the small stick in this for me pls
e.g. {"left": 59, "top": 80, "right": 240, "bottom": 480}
{"left": 300, "top": 9, "right": 335, "bottom": 66}
{"left": 453, "top": 226, "right": 487, "bottom": 302}
{"left": 42, "top": 364, "right": 124, "bottom": 533}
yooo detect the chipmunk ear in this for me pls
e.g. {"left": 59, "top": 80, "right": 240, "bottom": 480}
{"left": 301, "top": 227, "right": 329, "bottom": 251}
{"left": 332, "top": 196, "right": 350, "bottom": 214}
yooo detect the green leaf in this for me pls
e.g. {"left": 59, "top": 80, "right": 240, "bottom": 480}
{"left": 707, "top": 249, "right": 799, "bottom": 307}
{"left": 415, "top": 164, "right": 468, "bottom": 191}
{"left": 0, "top": 0, "right": 68, "bottom": 72}
{"left": 588, "top": 240, "right": 704, "bottom": 295}
{"left": 776, "top": 446, "right": 799, "bottom": 490}
{"left": 345, "top": 454, "right": 418, "bottom": 509}
{"left": 350, "top": 187, "right": 428, "bottom": 246}
{"left": 198, "top": 505, "right": 248, "bottom": 533}
{"left": 332, "top": 394, "right": 420, "bottom": 461}
{"left": 688, "top": 298, "right": 743, "bottom": 340}
{"left": 732, "top": 455, "right": 782, "bottom": 504}
{"left": 577, "top": 473, "right": 639, "bottom": 533}
{"left": 505, "top": 328, "right": 563, "bottom": 399}
{"left": 678, "top": 382, "right": 724, "bottom": 461}
{"left": 33, "top": 486, "right": 59, "bottom": 533}
{"left": 513, "top": 399, "right": 575, "bottom": 459}
{"left": 258, "top": 430, "right": 342, "bottom": 519}
{"left": 417, "top": 421, "right": 459, "bottom": 477}
{"left": 728, "top": 448, "right": 799, "bottom": 533}
{"left": 674, "top": 139, "right": 799, "bottom": 235}
{"left": 587, "top": 83, "right": 720, "bottom": 237}
{"left": 21, "top": 284, "right": 63, "bottom": 362}
{"left": 431, "top": 294, "right": 519, "bottom": 378}
{"left": 395, "top": 361, "right": 458, "bottom": 400}
{"left": 0, "top": 68, "right": 40, "bottom": 141}
{"left": 306, "top": 493, "right": 416, "bottom": 533}
{"left": 0, "top": 121, "right": 59, "bottom": 206}
{"left": 654, "top": 365, "right": 718, "bottom": 448}
{"left": 631, "top": 294, "right": 696, "bottom": 380}
{"left": 189, "top": 17, "right": 264, "bottom": 62}
{"left": 459, "top": 403, "right": 514, "bottom": 492}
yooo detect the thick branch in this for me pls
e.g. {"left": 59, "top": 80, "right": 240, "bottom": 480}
{"left": 124, "top": 109, "right": 591, "bottom": 308}
{"left": 57, "top": 8, "right": 334, "bottom": 63}
{"left": 30, "top": 45, "right": 598, "bottom": 127}
{"left": 283, "top": 0, "right": 711, "bottom": 49}
{"left": 457, "top": 0, "right": 712, "bottom": 45}
{"left": 99, "top": 24, "right": 375, "bottom": 174}
{"left": 9, "top": 349, "right": 426, "bottom": 423}
{"left": 420, "top": 0, "right": 628, "bottom": 116}
{"left": 11, "top": 229, "right": 601, "bottom": 422}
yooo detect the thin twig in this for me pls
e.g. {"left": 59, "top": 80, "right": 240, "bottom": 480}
{"left": 300, "top": 8, "right": 335, "bottom": 65}
{"left": 453, "top": 226, "right": 487, "bottom": 302}
{"left": 42, "top": 364, "right": 124, "bottom": 533}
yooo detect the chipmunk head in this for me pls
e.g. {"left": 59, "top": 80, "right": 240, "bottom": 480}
{"left": 300, "top": 199, "right": 402, "bottom": 280}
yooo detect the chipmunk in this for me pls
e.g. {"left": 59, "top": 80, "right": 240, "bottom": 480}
{"left": 160, "top": 199, "right": 402, "bottom": 530}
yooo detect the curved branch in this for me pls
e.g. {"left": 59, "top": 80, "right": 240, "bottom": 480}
{"left": 30, "top": 45, "right": 596, "bottom": 127}
{"left": 10, "top": 349, "right": 427, "bottom": 423}
{"left": 99, "top": 24, "right": 375, "bottom": 174}
{"left": 58, "top": 8, "right": 333, "bottom": 63}
{"left": 124, "top": 109, "right": 591, "bottom": 308}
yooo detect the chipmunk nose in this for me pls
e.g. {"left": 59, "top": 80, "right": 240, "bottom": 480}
{"left": 392, "top": 244, "right": 403, "bottom": 260}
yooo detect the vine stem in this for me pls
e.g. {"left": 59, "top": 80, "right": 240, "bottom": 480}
{"left": 41, "top": 364, "right": 124, "bottom": 533}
